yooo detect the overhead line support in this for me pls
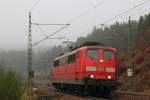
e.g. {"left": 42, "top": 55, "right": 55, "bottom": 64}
{"left": 127, "top": 16, "right": 134, "bottom": 91}
{"left": 27, "top": 12, "right": 70, "bottom": 96}
{"left": 28, "top": 12, "right": 33, "bottom": 95}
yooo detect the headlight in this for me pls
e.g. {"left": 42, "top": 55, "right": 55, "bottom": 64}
{"left": 108, "top": 75, "right": 111, "bottom": 79}
{"left": 90, "top": 74, "right": 94, "bottom": 78}
{"left": 100, "top": 59, "right": 104, "bottom": 63}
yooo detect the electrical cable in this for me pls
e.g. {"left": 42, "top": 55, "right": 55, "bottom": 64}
{"left": 36, "top": 25, "right": 48, "bottom": 37}
{"left": 99, "top": 0, "right": 150, "bottom": 24}
{"left": 30, "top": 0, "right": 109, "bottom": 46}
{"left": 32, "top": 24, "right": 70, "bottom": 47}
{"left": 30, "top": 0, "right": 40, "bottom": 12}
{"left": 124, "top": 6, "right": 150, "bottom": 21}
{"left": 32, "top": 23, "right": 70, "bottom": 46}
{"left": 69, "top": 0, "right": 150, "bottom": 40}
{"left": 67, "top": 0, "right": 109, "bottom": 24}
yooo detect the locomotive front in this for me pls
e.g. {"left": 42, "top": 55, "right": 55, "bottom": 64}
{"left": 81, "top": 46, "right": 117, "bottom": 92}
{"left": 52, "top": 45, "right": 118, "bottom": 96}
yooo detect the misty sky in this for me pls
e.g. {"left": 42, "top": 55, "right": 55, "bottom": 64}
{"left": 0, "top": 0, "right": 150, "bottom": 50}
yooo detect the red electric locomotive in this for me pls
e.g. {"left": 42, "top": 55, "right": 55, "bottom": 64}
{"left": 52, "top": 42, "right": 118, "bottom": 95}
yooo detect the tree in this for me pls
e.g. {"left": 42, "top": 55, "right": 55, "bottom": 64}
{"left": 138, "top": 16, "right": 146, "bottom": 37}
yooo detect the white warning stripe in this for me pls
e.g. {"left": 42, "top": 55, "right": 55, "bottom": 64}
{"left": 106, "top": 68, "right": 115, "bottom": 72}
{"left": 86, "top": 66, "right": 96, "bottom": 71}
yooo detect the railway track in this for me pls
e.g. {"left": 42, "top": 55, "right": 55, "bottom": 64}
{"left": 34, "top": 83, "right": 150, "bottom": 100}
{"left": 34, "top": 83, "right": 110, "bottom": 100}
{"left": 37, "top": 92, "right": 150, "bottom": 100}
{"left": 37, "top": 95, "right": 109, "bottom": 100}
{"left": 85, "top": 96, "right": 109, "bottom": 100}
{"left": 113, "top": 90, "right": 150, "bottom": 100}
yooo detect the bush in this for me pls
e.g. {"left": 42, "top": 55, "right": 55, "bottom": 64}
{"left": 0, "top": 68, "right": 24, "bottom": 100}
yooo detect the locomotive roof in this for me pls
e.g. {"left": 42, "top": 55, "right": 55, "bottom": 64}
{"left": 54, "top": 46, "right": 116, "bottom": 61}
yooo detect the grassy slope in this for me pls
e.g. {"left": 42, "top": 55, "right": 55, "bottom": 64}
{"left": 118, "top": 34, "right": 150, "bottom": 93}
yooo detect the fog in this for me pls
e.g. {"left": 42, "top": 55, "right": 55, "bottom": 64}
{"left": 0, "top": 0, "right": 149, "bottom": 50}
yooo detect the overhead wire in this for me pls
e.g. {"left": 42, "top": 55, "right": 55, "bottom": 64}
{"left": 67, "top": 0, "right": 109, "bottom": 24}
{"left": 30, "top": 0, "right": 109, "bottom": 45}
{"left": 99, "top": 0, "right": 150, "bottom": 24}
{"left": 124, "top": 6, "right": 150, "bottom": 21}
{"left": 69, "top": 0, "right": 150, "bottom": 41}
{"left": 29, "top": 0, "right": 109, "bottom": 46}
{"left": 64, "top": 0, "right": 109, "bottom": 41}
{"left": 60, "top": 0, "right": 109, "bottom": 40}
{"left": 30, "top": 0, "right": 150, "bottom": 45}
{"left": 30, "top": 0, "right": 40, "bottom": 12}
{"left": 94, "top": 0, "right": 109, "bottom": 8}
{"left": 36, "top": 25, "right": 48, "bottom": 37}
{"left": 29, "top": 0, "right": 71, "bottom": 47}
{"left": 32, "top": 24, "right": 70, "bottom": 47}
{"left": 32, "top": 23, "right": 70, "bottom": 47}
{"left": 108, "top": 2, "right": 150, "bottom": 22}
{"left": 35, "top": 23, "right": 68, "bottom": 40}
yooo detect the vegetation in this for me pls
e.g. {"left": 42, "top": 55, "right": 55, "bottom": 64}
{"left": 0, "top": 51, "right": 27, "bottom": 76}
{"left": 34, "top": 13, "right": 150, "bottom": 70}
{"left": 0, "top": 65, "right": 24, "bottom": 100}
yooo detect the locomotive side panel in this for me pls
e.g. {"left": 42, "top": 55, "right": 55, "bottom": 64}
{"left": 76, "top": 50, "right": 86, "bottom": 79}
{"left": 52, "top": 51, "right": 82, "bottom": 84}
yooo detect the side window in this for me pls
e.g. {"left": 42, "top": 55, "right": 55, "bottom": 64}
{"left": 68, "top": 53, "right": 76, "bottom": 64}
{"left": 59, "top": 58, "right": 63, "bottom": 65}
{"left": 104, "top": 51, "right": 114, "bottom": 59}
{"left": 62, "top": 56, "right": 68, "bottom": 65}
{"left": 87, "top": 49, "right": 99, "bottom": 59}
{"left": 68, "top": 55, "right": 71, "bottom": 64}
{"left": 64, "top": 56, "right": 68, "bottom": 64}
{"left": 54, "top": 60, "right": 59, "bottom": 67}
{"left": 59, "top": 57, "right": 65, "bottom": 65}
{"left": 71, "top": 54, "right": 76, "bottom": 62}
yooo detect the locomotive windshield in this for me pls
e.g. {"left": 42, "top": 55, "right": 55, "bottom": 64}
{"left": 104, "top": 51, "right": 114, "bottom": 59}
{"left": 87, "top": 49, "right": 99, "bottom": 59}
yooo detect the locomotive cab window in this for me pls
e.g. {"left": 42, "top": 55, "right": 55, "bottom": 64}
{"left": 87, "top": 49, "right": 99, "bottom": 59}
{"left": 104, "top": 51, "right": 114, "bottom": 59}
